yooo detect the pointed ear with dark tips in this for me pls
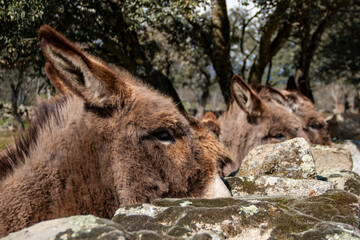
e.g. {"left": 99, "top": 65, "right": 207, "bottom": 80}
{"left": 231, "top": 74, "right": 265, "bottom": 117}
{"left": 250, "top": 82, "right": 264, "bottom": 93}
{"left": 38, "top": 25, "right": 128, "bottom": 107}
{"left": 298, "top": 80, "right": 313, "bottom": 101}
{"left": 267, "top": 87, "right": 290, "bottom": 107}
{"left": 44, "top": 62, "right": 71, "bottom": 95}
{"left": 199, "top": 112, "right": 221, "bottom": 137}
{"left": 286, "top": 76, "right": 297, "bottom": 91}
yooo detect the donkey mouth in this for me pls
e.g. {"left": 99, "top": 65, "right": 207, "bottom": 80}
{"left": 221, "top": 177, "right": 233, "bottom": 196}
{"left": 217, "top": 155, "right": 237, "bottom": 178}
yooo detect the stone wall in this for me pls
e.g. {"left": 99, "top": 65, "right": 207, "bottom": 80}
{"left": 3, "top": 138, "right": 360, "bottom": 240}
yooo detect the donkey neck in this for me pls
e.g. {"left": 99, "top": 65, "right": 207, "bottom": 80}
{"left": 0, "top": 95, "right": 74, "bottom": 181}
{"left": 0, "top": 96, "right": 117, "bottom": 235}
{"left": 219, "top": 102, "right": 250, "bottom": 164}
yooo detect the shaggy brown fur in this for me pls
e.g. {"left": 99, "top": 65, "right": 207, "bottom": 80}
{"left": 0, "top": 25, "right": 231, "bottom": 237}
{"left": 219, "top": 75, "right": 309, "bottom": 175}
{"left": 44, "top": 54, "right": 233, "bottom": 179}
{"left": 251, "top": 83, "right": 331, "bottom": 145}
{"left": 44, "top": 62, "right": 71, "bottom": 95}
{"left": 198, "top": 112, "right": 221, "bottom": 137}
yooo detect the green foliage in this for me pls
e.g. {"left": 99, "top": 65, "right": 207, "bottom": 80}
{"left": 0, "top": 0, "right": 47, "bottom": 105}
{"left": 0, "top": 0, "right": 358, "bottom": 112}
{"left": 228, "top": 6, "right": 260, "bottom": 78}
{"left": 0, "top": 0, "right": 44, "bottom": 67}
{"left": 268, "top": 40, "right": 298, "bottom": 86}
{"left": 314, "top": 6, "right": 360, "bottom": 84}
{"left": 123, "top": 0, "right": 208, "bottom": 30}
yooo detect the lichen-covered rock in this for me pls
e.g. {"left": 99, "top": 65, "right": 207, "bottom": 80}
{"left": 111, "top": 190, "right": 360, "bottom": 239}
{"left": 320, "top": 170, "right": 360, "bottom": 196}
{"left": 1, "top": 215, "right": 131, "bottom": 240}
{"left": 238, "top": 138, "right": 316, "bottom": 179}
{"left": 311, "top": 144, "right": 353, "bottom": 173}
{"left": 3, "top": 190, "right": 359, "bottom": 240}
{"left": 227, "top": 176, "right": 335, "bottom": 197}
{"left": 266, "top": 190, "right": 360, "bottom": 228}
{"left": 292, "top": 222, "right": 360, "bottom": 240}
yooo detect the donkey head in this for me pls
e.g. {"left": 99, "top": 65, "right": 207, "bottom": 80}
{"left": 198, "top": 112, "right": 221, "bottom": 137}
{"left": 259, "top": 84, "right": 331, "bottom": 145}
{"left": 219, "top": 75, "right": 309, "bottom": 174}
{"left": 38, "top": 25, "right": 231, "bottom": 205}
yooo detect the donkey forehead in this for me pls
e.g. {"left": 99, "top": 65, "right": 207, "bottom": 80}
{"left": 265, "top": 104, "right": 304, "bottom": 126}
{"left": 292, "top": 103, "right": 323, "bottom": 124}
{"left": 128, "top": 85, "right": 190, "bottom": 131}
{"left": 304, "top": 111, "right": 325, "bottom": 123}
{"left": 283, "top": 92, "right": 326, "bottom": 124}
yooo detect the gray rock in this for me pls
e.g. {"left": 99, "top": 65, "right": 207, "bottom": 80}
{"left": 320, "top": 170, "right": 360, "bottom": 196}
{"left": 332, "top": 141, "right": 360, "bottom": 175}
{"left": 238, "top": 138, "right": 316, "bottom": 179}
{"left": 3, "top": 191, "right": 360, "bottom": 240}
{"left": 111, "top": 190, "right": 360, "bottom": 239}
{"left": 2, "top": 215, "right": 130, "bottom": 240}
{"left": 227, "top": 176, "right": 335, "bottom": 197}
{"left": 311, "top": 144, "right": 353, "bottom": 173}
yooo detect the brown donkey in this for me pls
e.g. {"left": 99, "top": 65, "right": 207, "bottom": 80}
{"left": 0, "top": 25, "right": 231, "bottom": 237}
{"left": 219, "top": 75, "right": 309, "bottom": 176}
{"left": 251, "top": 83, "right": 331, "bottom": 145}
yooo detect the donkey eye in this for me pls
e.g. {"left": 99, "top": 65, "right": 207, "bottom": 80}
{"left": 152, "top": 129, "right": 175, "bottom": 144}
{"left": 272, "top": 133, "right": 286, "bottom": 141}
{"left": 309, "top": 122, "right": 323, "bottom": 130}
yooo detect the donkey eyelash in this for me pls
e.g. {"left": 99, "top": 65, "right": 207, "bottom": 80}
{"left": 152, "top": 129, "right": 175, "bottom": 144}
{"left": 309, "top": 122, "right": 323, "bottom": 130}
{"left": 272, "top": 133, "right": 286, "bottom": 141}
{"left": 265, "top": 133, "right": 286, "bottom": 141}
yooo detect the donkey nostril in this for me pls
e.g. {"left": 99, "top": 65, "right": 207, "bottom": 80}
{"left": 218, "top": 156, "right": 233, "bottom": 170}
{"left": 217, "top": 156, "right": 237, "bottom": 178}
{"left": 221, "top": 177, "right": 233, "bottom": 196}
{"left": 228, "top": 169, "right": 239, "bottom": 177}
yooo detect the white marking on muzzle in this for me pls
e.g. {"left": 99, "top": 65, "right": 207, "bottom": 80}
{"left": 204, "top": 174, "right": 232, "bottom": 198}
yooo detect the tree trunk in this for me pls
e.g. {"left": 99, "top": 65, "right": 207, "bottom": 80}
{"left": 295, "top": 0, "right": 351, "bottom": 103}
{"left": 266, "top": 58, "right": 272, "bottom": 86}
{"left": 195, "top": 89, "right": 210, "bottom": 118}
{"left": 10, "top": 81, "right": 24, "bottom": 130}
{"left": 208, "top": 0, "right": 233, "bottom": 105}
{"left": 186, "top": 0, "right": 233, "bottom": 105}
{"left": 355, "top": 85, "right": 360, "bottom": 114}
{"left": 249, "top": 2, "right": 296, "bottom": 84}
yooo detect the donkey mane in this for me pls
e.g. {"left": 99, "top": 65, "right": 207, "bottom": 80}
{"left": 0, "top": 95, "right": 72, "bottom": 180}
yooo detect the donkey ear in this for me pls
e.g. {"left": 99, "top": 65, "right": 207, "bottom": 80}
{"left": 199, "top": 112, "right": 221, "bottom": 137}
{"left": 38, "top": 25, "right": 128, "bottom": 107}
{"left": 297, "top": 80, "right": 313, "bottom": 101}
{"left": 44, "top": 62, "right": 71, "bottom": 95}
{"left": 286, "top": 76, "right": 297, "bottom": 91}
{"left": 231, "top": 74, "right": 265, "bottom": 117}
{"left": 267, "top": 87, "right": 290, "bottom": 107}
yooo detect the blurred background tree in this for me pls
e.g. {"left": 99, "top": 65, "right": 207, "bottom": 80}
{"left": 314, "top": 2, "right": 360, "bottom": 86}
{"left": 0, "top": 0, "right": 359, "bottom": 129}
{"left": 0, "top": 0, "right": 46, "bottom": 128}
